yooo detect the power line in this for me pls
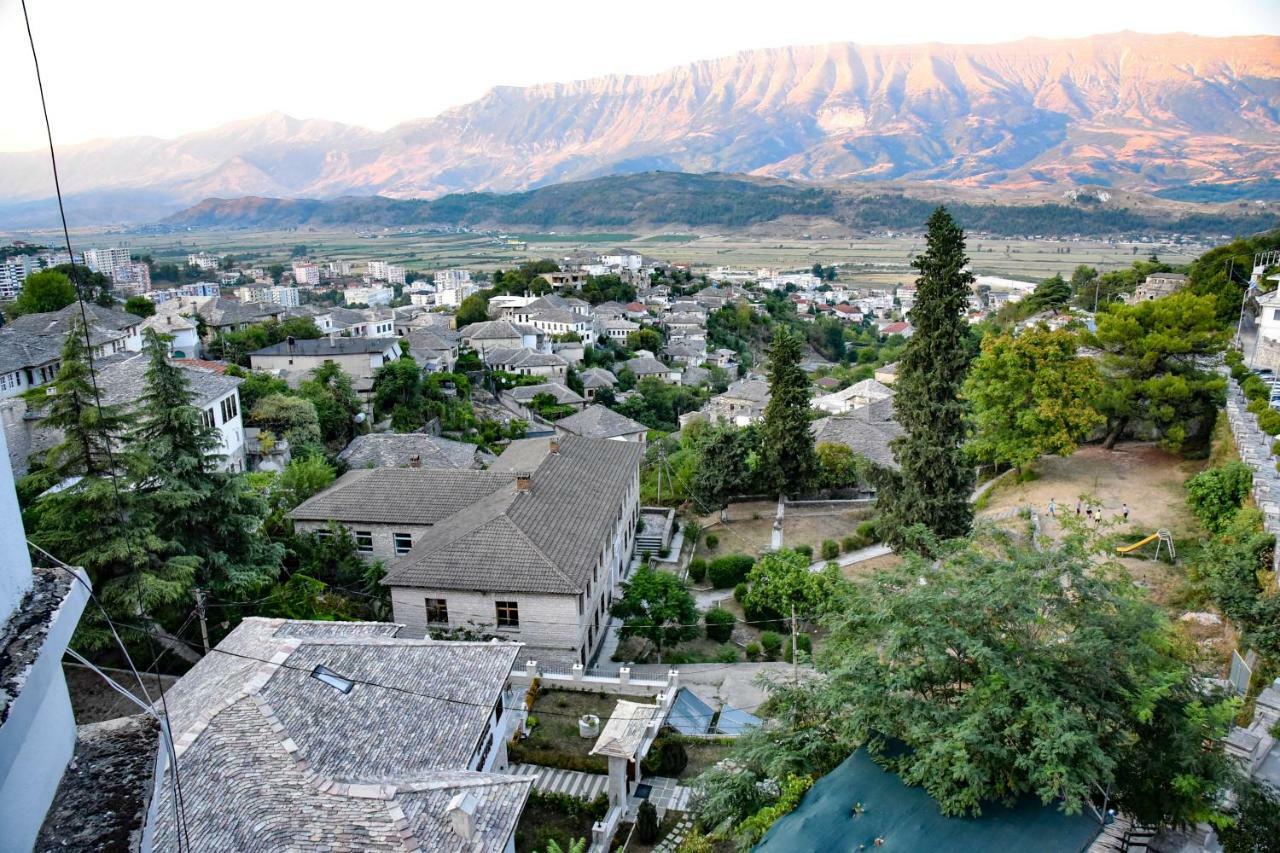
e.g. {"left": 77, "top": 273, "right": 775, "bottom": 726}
{"left": 20, "top": 3, "right": 192, "bottom": 847}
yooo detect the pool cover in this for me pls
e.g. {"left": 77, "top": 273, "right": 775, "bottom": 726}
{"left": 667, "top": 687, "right": 715, "bottom": 734}
{"left": 755, "top": 750, "right": 1101, "bottom": 853}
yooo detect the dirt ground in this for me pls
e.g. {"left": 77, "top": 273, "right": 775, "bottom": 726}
{"left": 693, "top": 500, "right": 871, "bottom": 559}
{"left": 978, "top": 443, "right": 1239, "bottom": 674}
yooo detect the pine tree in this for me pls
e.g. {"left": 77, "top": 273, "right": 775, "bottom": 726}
{"left": 131, "top": 330, "right": 282, "bottom": 603}
{"left": 881, "top": 207, "right": 975, "bottom": 548}
{"left": 758, "top": 326, "right": 817, "bottom": 497}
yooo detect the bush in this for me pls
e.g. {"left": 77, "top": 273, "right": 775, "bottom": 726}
{"left": 508, "top": 741, "right": 608, "bottom": 774}
{"left": 820, "top": 539, "right": 839, "bottom": 560}
{"left": 704, "top": 533, "right": 720, "bottom": 550}
{"left": 715, "top": 645, "right": 739, "bottom": 663}
{"left": 684, "top": 520, "right": 701, "bottom": 546}
{"left": 1272, "top": 439, "right": 1280, "bottom": 456}
{"left": 642, "top": 737, "right": 689, "bottom": 777}
{"left": 745, "top": 641, "right": 762, "bottom": 660}
{"left": 659, "top": 547, "right": 671, "bottom": 559}
{"left": 688, "top": 558, "right": 708, "bottom": 583}
{"left": 794, "top": 544, "right": 813, "bottom": 560}
{"left": 1249, "top": 397, "right": 1269, "bottom": 415}
{"left": 637, "top": 800, "right": 660, "bottom": 844}
{"left": 1225, "top": 348, "right": 1243, "bottom": 367}
{"left": 704, "top": 607, "right": 736, "bottom": 642}
{"left": 1186, "top": 461, "right": 1254, "bottom": 534}
{"left": 733, "top": 582, "right": 749, "bottom": 603}
{"left": 856, "top": 519, "right": 879, "bottom": 541}
{"left": 1242, "top": 375, "right": 1269, "bottom": 401}
{"left": 708, "top": 554, "right": 754, "bottom": 588}
{"left": 1230, "top": 363, "right": 1249, "bottom": 383}
{"left": 1259, "top": 408, "right": 1280, "bottom": 436}
{"left": 841, "top": 535, "right": 858, "bottom": 552}
{"left": 783, "top": 632, "right": 814, "bottom": 662}
{"left": 760, "top": 631, "right": 783, "bottom": 659}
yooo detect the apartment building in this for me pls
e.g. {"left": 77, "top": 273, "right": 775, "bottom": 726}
{"left": 291, "top": 262, "right": 321, "bottom": 286}
{"left": 82, "top": 247, "right": 132, "bottom": 280}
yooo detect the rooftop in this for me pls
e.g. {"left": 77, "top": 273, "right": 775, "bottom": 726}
{"left": 590, "top": 700, "right": 664, "bottom": 760}
{"left": 625, "top": 356, "right": 676, "bottom": 376}
{"left": 290, "top": 468, "right": 512, "bottom": 526}
{"left": 153, "top": 618, "right": 530, "bottom": 852}
{"left": 250, "top": 337, "right": 398, "bottom": 357}
{"left": 507, "top": 382, "right": 584, "bottom": 405}
{"left": 556, "top": 405, "right": 648, "bottom": 440}
{"left": 812, "top": 396, "right": 903, "bottom": 470}
{"left": 93, "top": 352, "right": 242, "bottom": 409}
{"left": 337, "top": 433, "right": 483, "bottom": 470}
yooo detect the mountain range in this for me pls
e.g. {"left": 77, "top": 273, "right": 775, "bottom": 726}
{"left": 2, "top": 31, "right": 1279, "bottom": 226}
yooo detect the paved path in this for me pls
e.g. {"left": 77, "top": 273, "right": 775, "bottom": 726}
{"left": 510, "top": 764, "right": 608, "bottom": 800}
{"left": 807, "top": 542, "right": 893, "bottom": 572}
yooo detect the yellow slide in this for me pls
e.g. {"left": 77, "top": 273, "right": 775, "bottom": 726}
{"left": 1116, "top": 533, "right": 1159, "bottom": 555}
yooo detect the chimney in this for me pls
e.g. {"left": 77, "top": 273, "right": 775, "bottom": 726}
{"left": 447, "top": 792, "right": 478, "bottom": 843}
{"left": 408, "top": 454, "right": 421, "bottom": 468}
{"left": 548, "top": 437, "right": 560, "bottom": 455}
{"left": 515, "top": 472, "right": 531, "bottom": 493}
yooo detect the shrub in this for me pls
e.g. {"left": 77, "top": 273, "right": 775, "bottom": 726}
{"left": 760, "top": 630, "right": 783, "bottom": 659}
{"left": 1249, "top": 397, "right": 1269, "bottom": 415}
{"left": 745, "top": 641, "right": 762, "bottom": 660}
{"left": 637, "top": 800, "right": 660, "bottom": 844}
{"left": 642, "top": 737, "right": 689, "bottom": 777}
{"left": 783, "top": 632, "right": 814, "bottom": 662}
{"left": 856, "top": 519, "right": 879, "bottom": 541}
{"left": 678, "top": 828, "right": 714, "bottom": 853}
{"left": 714, "top": 645, "right": 738, "bottom": 663}
{"left": 704, "top": 533, "right": 720, "bottom": 550}
{"left": 688, "top": 558, "right": 708, "bottom": 583}
{"left": 659, "top": 547, "right": 671, "bottom": 559}
{"left": 737, "top": 775, "right": 815, "bottom": 848}
{"left": 1225, "top": 348, "right": 1243, "bottom": 367}
{"left": 704, "top": 607, "right": 736, "bottom": 642}
{"left": 820, "top": 539, "right": 839, "bottom": 560}
{"left": 708, "top": 554, "right": 754, "bottom": 588}
{"left": 733, "top": 582, "right": 749, "bottom": 603}
{"left": 1230, "top": 363, "right": 1249, "bottom": 383}
{"left": 1259, "top": 408, "right": 1280, "bottom": 436}
{"left": 1242, "top": 375, "right": 1269, "bottom": 401}
{"left": 841, "top": 535, "right": 858, "bottom": 552}
{"left": 1272, "top": 439, "right": 1280, "bottom": 456}
{"left": 684, "top": 520, "right": 701, "bottom": 546}
{"left": 795, "top": 544, "right": 813, "bottom": 560}
{"left": 508, "top": 742, "right": 607, "bottom": 774}
{"left": 1186, "top": 461, "right": 1254, "bottom": 534}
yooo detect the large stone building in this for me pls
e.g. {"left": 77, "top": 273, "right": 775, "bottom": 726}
{"left": 291, "top": 435, "right": 642, "bottom": 664}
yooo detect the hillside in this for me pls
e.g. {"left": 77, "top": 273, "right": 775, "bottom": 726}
{"left": 3, "top": 32, "right": 1279, "bottom": 225}
{"left": 163, "top": 172, "right": 1279, "bottom": 237}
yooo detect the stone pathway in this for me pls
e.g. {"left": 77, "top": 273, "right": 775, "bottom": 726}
{"left": 807, "top": 542, "right": 892, "bottom": 572}
{"left": 652, "top": 814, "right": 695, "bottom": 853}
{"left": 645, "top": 775, "right": 693, "bottom": 812}
{"left": 509, "top": 764, "right": 608, "bottom": 800}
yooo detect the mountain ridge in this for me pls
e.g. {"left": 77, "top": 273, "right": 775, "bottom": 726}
{"left": 3, "top": 32, "right": 1278, "bottom": 224}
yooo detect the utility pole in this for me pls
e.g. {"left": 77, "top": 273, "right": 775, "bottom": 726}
{"left": 791, "top": 604, "right": 799, "bottom": 686}
{"left": 194, "top": 588, "right": 211, "bottom": 654}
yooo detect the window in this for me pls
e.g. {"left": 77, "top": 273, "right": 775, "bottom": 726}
{"left": 393, "top": 532, "right": 413, "bottom": 555}
{"left": 493, "top": 694, "right": 504, "bottom": 723}
{"left": 425, "top": 598, "right": 449, "bottom": 624}
{"left": 354, "top": 531, "right": 374, "bottom": 554}
{"left": 201, "top": 408, "right": 216, "bottom": 430}
{"left": 495, "top": 600, "right": 519, "bottom": 629}
{"left": 220, "top": 395, "right": 238, "bottom": 423}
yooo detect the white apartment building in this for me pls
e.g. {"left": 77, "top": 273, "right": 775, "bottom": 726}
{"left": 434, "top": 269, "right": 473, "bottom": 289}
{"left": 344, "top": 285, "right": 394, "bottom": 306}
{"left": 291, "top": 262, "right": 321, "bottom": 286}
{"left": 367, "top": 260, "right": 406, "bottom": 285}
{"left": 234, "top": 285, "right": 301, "bottom": 308}
{"left": 326, "top": 260, "right": 353, "bottom": 277}
{"left": 82, "top": 247, "right": 132, "bottom": 280}
{"left": 186, "top": 252, "right": 221, "bottom": 272}
{"left": 436, "top": 281, "right": 479, "bottom": 308}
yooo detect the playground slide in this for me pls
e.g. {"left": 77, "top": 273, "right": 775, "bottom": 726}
{"left": 1116, "top": 533, "right": 1159, "bottom": 555}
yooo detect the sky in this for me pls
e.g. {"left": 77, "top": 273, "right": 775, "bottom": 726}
{"left": 2, "top": 0, "right": 1278, "bottom": 152}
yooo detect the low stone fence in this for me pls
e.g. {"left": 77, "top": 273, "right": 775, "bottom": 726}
{"left": 509, "top": 659, "right": 676, "bottom": 698}
{"left": 1222, "top": 378, "right": 1280, "bottom": 570}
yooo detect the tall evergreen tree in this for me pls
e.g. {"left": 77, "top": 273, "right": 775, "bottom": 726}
{"left": 757, "top": 326, "right": 817, "bottom": 497}
{"left": 881, "top": 207, "right": 975, "bottom": 548}
{"left": 132, "top": 330, "right": 282, "bottom": 603}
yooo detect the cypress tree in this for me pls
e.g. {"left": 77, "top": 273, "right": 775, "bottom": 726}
{"left": 758, "top": 325, "right": 818, "bottom": 497}
{"left": 881, "top": 206, "right": 975, "bottom": 547}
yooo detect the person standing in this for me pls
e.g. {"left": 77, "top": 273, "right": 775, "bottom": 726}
{"left": 1075, "top": 500, "right": 1082, "bottom": 517}
{"left": 1122, "top": 503, "right": 1130, "bottom": 523}
{"left": 1048, "top": 498, "right": 1056, "bottom": 518}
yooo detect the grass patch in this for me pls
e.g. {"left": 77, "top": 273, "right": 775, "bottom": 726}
{"left": 513, "top": 790, "right": 606, "bottom": 853}
{"left": 514, "top": 232, "right": 637, "bottom": 243}
{"left": 675, "top": 738, "right": 736, "bottom": 780}
{"left": 510, "top": 689, "right": 618, "bottom": 774}
{"left": 639, "top": 233, "right": 698, "bottom": 243}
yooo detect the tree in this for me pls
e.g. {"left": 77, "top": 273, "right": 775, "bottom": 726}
{"left": 131, "top": 330, "right": 281, "bottom": 601}
{"left": 1185, "top": 462, "right": 1253, "bottom": 534}
{"left": 611, "top": 564, "right": 699, "bottom": 653}
{"left": 1085, "top": 291, "right": 1227, "bottom": 451}
{"left": 250, "top": 394, "right": 322, "bottom": 454}
{"left": 741, "top": 549, "right": 835, "bottom": 665}
{"left": 11, "top": 270, "right": 76, "bottom": 316}
{"left": 689, "top": 425, "right": 755, "bottom": 512}
{"left": 268, "top": 263, "right": 285, "bottom": 284}
{"left": 815, "top": 442, "right": 864, "bottom": 490}
{"left": 965, "top": 328, "right": 1104, "bottom": 472}
{"left": 56, "top": 264, "right": 113, "bottom": 306}
{"left": 124, "top": 295, "right": 156, "bottom": 318}
{"left": 455, "top": 293, "right": 490, "bottom": 327}
{"left": 298, "top": 362, "right": 363, "bottom": 448}
{"left": 1218, "top": 780, "right": 1280, "bottom": 853}
{"left": 1025, "top": 273, "right": 1072, "bottom": 313}
{"left": 1069, "top": 265, "right": 1099, "bottom": 308}
{"left": 757, "top": 326, "right": 817, "bottom": 497}
{"left": 290, "top": 244, "right": 308, "bottom": 258}
{"left": 880, "top": 207, "right": 975, "bottom": 547}
{"left": 373, "top": 357, "right": 426, "bottom": 431}
{"left": 626, "top": 327, "right": 663, "bottom": 353}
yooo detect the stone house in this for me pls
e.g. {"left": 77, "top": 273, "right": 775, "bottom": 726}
{"left": 247, "top": 336, "right": 400, "bottom": 390}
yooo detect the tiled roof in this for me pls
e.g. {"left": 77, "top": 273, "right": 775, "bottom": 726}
{"left": 384, "top": 435, "right": 643, "bottom": 595}
{"left": 556, "top": 405, "right": 647, "bottom": 439}
{"left": 0, "top": 332, "right": 61, "bottom": 374}
{"left": 337, "top": 433, "right": 481, "bottom": 470}
{"left": 94, "top": 352, "right": 242, "bottom": 409}
{"left": 507, "top": 383, "right": 584, "bottom": 405}
{"left": 153, "top": 618, "right": 529, "bottom": 852}
{"left": 579, "top": 367, "right": 617, "bottom": 388}
{"left": 290, "top": 468, "right": 512, "bottom": 524}
{"left": 251, "top": 337, "right": 398, "bottom": 357}
{"left": 722, "top": 378, "right": 770, "bottom": 403}
{"left": 484, "top": 348, "right": 567, "bottom": 370}
{"left": 624, "top": 356, "right": 675, "bottom": 376}
{"left": 461, "top": 320, "right": 522, "bottom": 342}
{"left": 812, "top": 396, "right": 903, "bottom": 469}
{"left": 681, "top": 366, "right": 711, "bottom": 387}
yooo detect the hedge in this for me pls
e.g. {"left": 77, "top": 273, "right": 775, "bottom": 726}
{"left": 704, "top": 607, "right": 735, "bottom": 642}
{"left": 708, "top": 554, "right": 755, "bottom": 588}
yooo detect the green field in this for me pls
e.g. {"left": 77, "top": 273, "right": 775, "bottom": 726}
{"left": 37, "top": 226, "right": 1209, "bottom": 285}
